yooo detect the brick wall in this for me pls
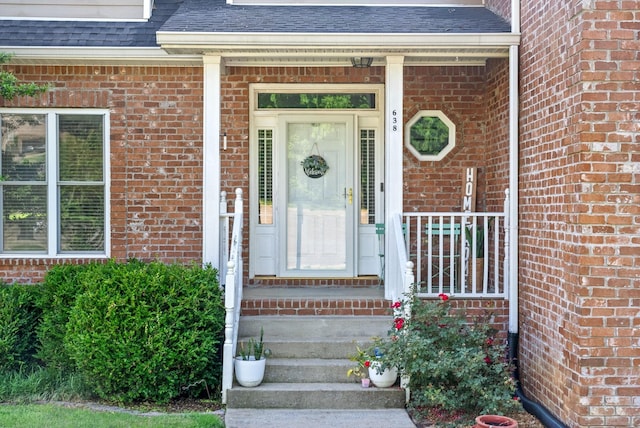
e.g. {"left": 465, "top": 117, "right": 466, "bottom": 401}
{"left": 519, "top": 1, "right": 640, "bottom": 427}
{"left": 484, "top": 58, "right": 511, "bottom": 213}
{"left": 1, "top": 63, "right": 511, "bottom": 294}
{"left": 0, "top": 65, "right": 204, "bottom": 283}
{"left": 403, "top": 66, "right": 492, "bottom": 213}
{"left": 485, "top": 0, "right": 512, "bottom": 23}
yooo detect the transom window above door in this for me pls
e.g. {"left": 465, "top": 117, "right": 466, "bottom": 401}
{"left": 257, "top": 93, "right": 376, "bottom": 110}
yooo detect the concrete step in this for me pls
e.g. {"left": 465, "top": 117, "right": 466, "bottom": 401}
{"left": 226, "top": 382, "right": 405, "bottom": 409}
{"left": 238, "top": 315, "right": 392, "bottom": 340}
{"left": 229, "top": 314, "right": 405, "bottom": 412}
{"left": 264, "top": 358, "right": 352, "bottom": 383}
{"left": 224, "top": 409, "right": 417, "bottom": 428}
{"left": 255, "top": 339, "right": 373, "bottom": 359}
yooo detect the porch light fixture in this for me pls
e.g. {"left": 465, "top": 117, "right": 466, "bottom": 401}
{"left": 351, "top": 57, "right": 373, "bottom": 68}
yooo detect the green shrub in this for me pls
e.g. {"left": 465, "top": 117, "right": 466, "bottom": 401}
{"left": 36, "top": 263, "right": 92, "bottom": 372}
{"left": 377, "top": 292, "right": 520, "bottom": 420}
{"left": 63, "top": 260, "right": 224, "bottom": 403}
{"left": 0, "top": 283, "right": 41, "bottom": 372}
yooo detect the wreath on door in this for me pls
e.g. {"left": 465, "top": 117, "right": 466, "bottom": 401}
{"left": 301, "top": 144, "right": 329, "bottom": 178}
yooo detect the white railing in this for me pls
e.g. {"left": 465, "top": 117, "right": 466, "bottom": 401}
{"left": 386, "top": 213, "right": 415, "bottom": 303}
{"left": 221, "top": 188, "right": 244, "bottom": 404}
{"left": 402, "top": 191, "right": 510, "bottom": 299}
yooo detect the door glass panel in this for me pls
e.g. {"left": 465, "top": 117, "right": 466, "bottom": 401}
{"left": 286, "top": 122, "right": 347, "bottom": 271}
{"left": 257, "top": 129, "right": 273, "bottom": 225}
{"left": 360, "top": 129, "right": 375, "bottom": 225}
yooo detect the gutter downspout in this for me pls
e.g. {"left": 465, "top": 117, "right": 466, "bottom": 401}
{"left": 507, "top": 3, "right": 567, "bottom": 427}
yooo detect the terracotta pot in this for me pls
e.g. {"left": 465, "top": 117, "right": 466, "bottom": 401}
{"left": 474, "top": 414, "right": 518, "bottom": 428}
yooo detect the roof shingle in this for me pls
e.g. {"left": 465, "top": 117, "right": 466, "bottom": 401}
{"left": 0, "top": 0, "right": 510, "bottom": 48}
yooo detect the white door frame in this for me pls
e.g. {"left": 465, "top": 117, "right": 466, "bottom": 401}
{"left": 248, "top": 84, "right": 385, "bottom": 279}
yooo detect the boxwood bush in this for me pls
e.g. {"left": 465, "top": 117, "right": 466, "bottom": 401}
{"left": 0, "top": 283, "right": 41, "bottom": 372}
{"left": 39, "top": 259, "right": 224, "bottom": 404}
{"left": 36, "top": 263, "right": 91, "bottom": 373}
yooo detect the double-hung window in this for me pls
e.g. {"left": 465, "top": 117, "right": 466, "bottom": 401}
{"left": 0, "top": 109, "right": 109, "bottom": 256}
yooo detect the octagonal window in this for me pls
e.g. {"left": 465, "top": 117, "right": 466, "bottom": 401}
{"left": 405, "top": 110, "right": 456, "bottom": 161}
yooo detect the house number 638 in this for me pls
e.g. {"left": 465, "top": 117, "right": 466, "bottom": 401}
{"left": 392, "top": 109, "right": 399, "bottom": 132}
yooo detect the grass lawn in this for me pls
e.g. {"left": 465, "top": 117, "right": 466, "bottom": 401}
{"left": 0, "top": 403, "right": 224, "bottom": 428}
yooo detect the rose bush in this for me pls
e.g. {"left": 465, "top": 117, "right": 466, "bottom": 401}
{"left": 376, "top": 292, "right": 520, "bottom": 420}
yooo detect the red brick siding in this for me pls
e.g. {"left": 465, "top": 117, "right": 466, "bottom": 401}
{"left": 0, "top": 65, "right": 204, "bottom": 283}
{"left": 519, "top": 1, "right": 640, "bottom": 427}
{"left": 1, "top": 63, "right": 511, "bottom": 296}
{"left": 484, "top": 58, "right": 511, "bottom": 213}
{"left": 403, "top": 66, "right": 497, "bottom": 213}
{"left": 486, "top": 0, "right": 512, "bottom": 23}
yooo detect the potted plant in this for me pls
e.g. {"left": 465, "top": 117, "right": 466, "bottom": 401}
{"left": 367, "top": 346, "right": 398, "bottom": 388}
{"left": 235, "top": 327, "right": 270, "bottom": 387}
{"left": 347, "top": 345, "right": 371, "bottom": 387}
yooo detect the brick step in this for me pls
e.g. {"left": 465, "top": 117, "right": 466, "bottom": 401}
{"left": 240, "top": 286, "right": 391, "bottom": 316}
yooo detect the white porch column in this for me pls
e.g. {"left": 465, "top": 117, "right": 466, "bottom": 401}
{"left": 384, "top": 55, "right": 404, "bottom": 300}
{"left": 202, "top": 56, "right": 222, "bottom": 268}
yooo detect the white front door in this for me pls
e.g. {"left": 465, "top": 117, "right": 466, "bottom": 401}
{"left": 279, "top": 116, "right": 355, "bottom": 277}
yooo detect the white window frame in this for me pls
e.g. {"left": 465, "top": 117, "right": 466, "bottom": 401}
{"left": 405, "top": 109, "right": 456, "bottom": 161}
{"left": 0, "top": 108, "right": 111, "bottom": 258}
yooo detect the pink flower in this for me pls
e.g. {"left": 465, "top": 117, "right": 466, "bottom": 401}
{"left": 484, "top": 356, "right": 492, "bottom": 364}
{"left": 394, "top": 317, "right": 405, "bottom": 330}
{"left": 438, "top": 293, "right": 449, "bottom": 301}
{"left": 364, "top": 360, "right": 371, "bottom": 368}
{"left": 391, "top": 301, "right": 401, "bottom": 309}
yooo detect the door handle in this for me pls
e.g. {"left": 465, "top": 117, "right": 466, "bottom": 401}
{"left": 342, "top": 188, "right": 353, "bottom": 205}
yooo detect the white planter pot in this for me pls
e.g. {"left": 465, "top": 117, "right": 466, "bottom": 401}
{"left": 234, "top": 356, "right": 266, "bottom": 387}
{"left": 368, "top": 362, "right": 398, "bottom": 388}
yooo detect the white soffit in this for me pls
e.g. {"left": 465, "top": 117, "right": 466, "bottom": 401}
{"left": 156, "top": 32, "right": 518, "bottom": 65}
{"left": 0, "top": 47, "right": 202, "bottom": 65}
{"left": 156, "top": 32, "right": 519, "bottom": 49}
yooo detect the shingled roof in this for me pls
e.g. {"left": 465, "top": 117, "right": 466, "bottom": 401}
{"left": 0, "top": 0, "right": 180, "bottom": 48}
{"left": 0, "top": 0, "right": 509, "bottom": 49}
{"left": 161, "top": 0, "right": 510, "bottom": 34}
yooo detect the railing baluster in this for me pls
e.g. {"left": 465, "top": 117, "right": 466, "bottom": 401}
{"left": 221, "top": 188, "right": 244, "bottom": 404}
{"left": 401, "top": 208, "right": 507, "bottom": 299}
